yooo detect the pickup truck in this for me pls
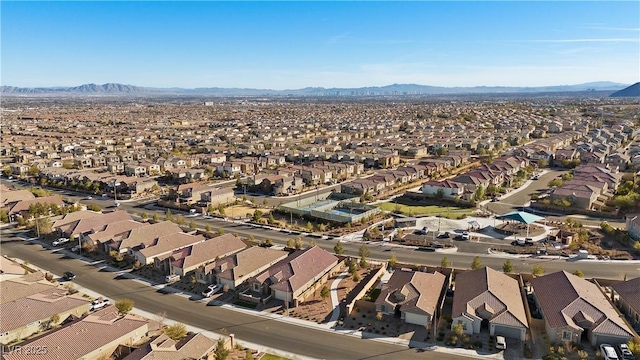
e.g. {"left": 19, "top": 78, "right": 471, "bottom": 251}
{"left": 90, "top": 298, "right": 110, "bottom": 311}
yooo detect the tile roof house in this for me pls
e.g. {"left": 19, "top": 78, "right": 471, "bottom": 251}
{"left": 451, "top": 267, "right": 529, "bottom": 341}
{"left": 108, "top": 221, "right": 184, "bottom": 255}
{"left": 134, "top": 232, "right": 206, "bottom": 266}
{"left": 611, "top": 277, "right": 640, "bottom": 330}
{"left": 165, "top": 234, "right": 247, "bottom": 277}
{"left": 375, "top": 270, "right": 446, "bottom": 331}
{"left": 195, "top": 246, "right": 289, "bottom": 290}
{"left": 531, "top": 271, "right": 635, "bottom": 346}
{"left": 247, "top": 246, "right": 339, "bottom": 307}
{"left": 123, "top": 333, "right": 216, "bottom": 360}
{"left": 421, "top": 179, "right": 464, "bottom": 199}
{"left": 5, "top": 196, "right": 66, "bottom": 216}
{"left": 2, "top": 305, "right": 149, "bottom": 360}
{"left": 0, "top": 274, "right": 91, "bottom": 344}
{"left": 55, "top": 210, "right": 133, "bottom": 237}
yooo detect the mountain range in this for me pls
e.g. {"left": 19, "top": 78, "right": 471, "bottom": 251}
{"left": 0, "top": 81, "right": 630, "bottom": 97}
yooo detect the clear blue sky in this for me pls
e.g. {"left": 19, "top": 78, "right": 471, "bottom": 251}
{"left": 2, "top": 1, "right": 639, "bottom": 89}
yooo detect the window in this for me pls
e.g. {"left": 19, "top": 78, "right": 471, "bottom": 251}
{"left": 562, "top": 330, "right": 572, "bottom": 341}
{"left": 253, "top": 283, "right": 260, "bottom": 292}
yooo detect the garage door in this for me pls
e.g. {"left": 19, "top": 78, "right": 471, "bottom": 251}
{"left": 493, "top": 325, "right": 523, "bottom": 340}
{"left": 594, "top": 334, "right": 628, "bottom": 346}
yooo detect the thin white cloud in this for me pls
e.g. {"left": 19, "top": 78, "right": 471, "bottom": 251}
{"left": 528, "top": 38, "right": 639, "bottom": 43}
{"left": 584, "top": 26, "right": 640, "bottom": 32}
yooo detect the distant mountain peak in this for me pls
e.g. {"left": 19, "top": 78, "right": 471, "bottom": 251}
{"left": 610, "top": 82, "right": 640, "bottom": 98}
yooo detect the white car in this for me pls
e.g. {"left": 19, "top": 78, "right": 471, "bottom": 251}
{"left": 600, "top": 344, "right": 619, "bottom": 360}
{"left": 90, "top": 298, "right": 110, "bottom": 311}
{"left": 495, "top": 336, "right": 506, "bottom": 350}
{"left": 53, "top": 238, "right": 70, "bottom": 246}
{"left": 71, "top": 244, "right": 81, "bottom": 252}
{"left": 202, "top": 284, "right": 222, "bottom": 297}
{"left": 462, "top": 231, "right": 470, "bottom": 240}
{"left": 165, "top": 274, "right": 180, "bottom": 283}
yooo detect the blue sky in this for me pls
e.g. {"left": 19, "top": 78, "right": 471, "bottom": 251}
{"left": 2, "top": 1, "right": 639, "bottom": 89}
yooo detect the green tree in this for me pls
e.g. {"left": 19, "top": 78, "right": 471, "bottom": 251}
{"left": 205, "top": 224, "right": 212, "bottom": 232}
{"left": 244, "top": 349, "right": 255, "bottom": 360}
{"left": 0, "top": 209, "right": 8, "bottom": 223}
{"left": 388, "top": 253, "right": 397, "bottom": 269}
{"left": 153, "top": 213, "right": 160, "bottom": 222}
{"left": 320, "top": 285, "right": 330, "bottom": 302}
{"left": 441, "top": 256, "right": 451, "bottom": 268}
{"left": 217, "top": 227, "right": 225, "bottom": 235}
{"left": 189, "top": 220, "right": 197, "bottom": 229}
{"left": 86, "top": 204, "right": 102, "bottom": 212}
{"left": 348, "top": 259, "right": 357, "bottom": 274}
{"left": 306, "top": 221, "right": 313, "bottom": 231}
{"left": 352, "top": 272, "right": 360, "bottom": 282}
{"left": 215, "top": 338, "right": 229, "bottom": 360}
{"left": 163, "top": 323, "right": 188, "bottom": 340}
{"left": 115, "top": 299, "right": 134, "bottom": 315}
{"left": 294, "top": 236, "right": 303, "bottom": 250}
{"left": 251, "top": 210, "right": 263, "bottom": 222}
{"left": 532, "top": 264, "right": 545, "bottom": 277}
{"left": 286, "top": 238, "right": 294, "bottom": 248}
{"left": 165, "top": 209, "right": 174, "bottom": 222}
{"left": 308, "top": 238, "right": 317, "bottom": 247}
{"left": 572, "top": 269, "right": 584, "bottom": 278}
{"left": 333, "top": 241, "right": 344, "bottom": 255}
{"left": 176, "top": 215, "right": 186, "bottom": 225}
{"left": 472, "top": 185, "right": 485, "bottom": 202}
{"left": 503, "top": 259, "right": 513, "bottom": 273}
{"left": 358, "top": 244, "right": 370, "bottom": 268}
{"left": 141, "top": 212, "right": 149, "bottom": 220}
{"left": 471, "top": 256, "right": 482, "bottom": 270}
{"left": 452, "top": 322, "right": 464, "bottom": 338}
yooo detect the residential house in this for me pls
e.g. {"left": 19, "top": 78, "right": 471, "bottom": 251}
{"left": 611, "top": 277, "right": 640, "bottom": 330}
{"left": 0, "top": 272, "right": 92, "bottom": 344}
{"left": 626, "top": 214, "right": 640, "bottom": 241}
{"left": 55, "top": 210, "right": 133, "bottom": 238}
{"left": 4, "top": 196, "right": 66, "bottom": 217}
{"left": 247, "top": 246, "right": 339, "bottom": 307}
{"left": 3, "top": 305, "right": 149, "bottom": 360}
{"left": 375, "top": 270, "right": 446, "bottom": 331}
{"left": 201, "top": 187, "right": 236, "bottom": 207}
{"left": 165, "top": 234, "right": 246, "bottom": 278}
{"left": 196, "top": 246, "right": 288, "bottom": 289}
{"left": 451, "top": 267, "right": 529, "bottom": 341}
{"left": 124, "top": 333, "right": 216, "bottom": 360}
{"left": 105, "top": 221, "right": 184, "bottom": 255}
{"left": 421, "top": 180, "right": 464, "bottom": 199}
{"left": 135, "top": 232, "right": 206, "bottom": 267}
{"left": 531, "top": 271, "right": 635, "bottom": 346}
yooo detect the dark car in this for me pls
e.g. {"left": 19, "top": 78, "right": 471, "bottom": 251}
{"left": 63, "top": 271, "right": 76, "bottom": 281}
{"left": 437, "top": 232, "right": 451, "bottom": 239}
{"left": 617, "top": 343, "right": 635, "bottom": 360}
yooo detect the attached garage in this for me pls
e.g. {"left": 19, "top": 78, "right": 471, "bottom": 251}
{"left": 591, "top": 333, "right": 631, "bottom": 347}
{"left": 492, "top": 324, "right": 526, "bottom": 341}
{"left": 404, "top": 312, "right": 431, "bottom": 327}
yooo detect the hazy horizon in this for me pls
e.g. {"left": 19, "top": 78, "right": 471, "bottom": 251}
{"left": 2, "top": 1, "right": 639, "bottom": 89}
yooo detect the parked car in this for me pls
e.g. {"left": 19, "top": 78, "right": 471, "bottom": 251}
{"left": 53, "top": 238, "right": 70, "bottom": 246}
{"left": 202, "top": 284, "right": 222, "bottom": 297}
{"left": 114, "top": 202, "right": 121, "bottom": 207}
{"left": 461, "top": 231, "right": 470, "bottom": 240}
{"left": 600, "top": 344, "right": 619, "bottom": 360}
{"left": 495, "top": 336, "right": 506, "bottom": 350}
{"left": 165, "top": 274, "right": 180, "bottom": 283}
{"left": 85, "top": 196, "right": 93, "bottom": 200}
{"left": 71, "top": 244, "right": 81, "bottom": 252}
{"left": 437, "top": 232, "right": 451, "bottom": 239}
{"left": 90, "top": 298, "right": 110, "bottom": 311}
{"left": 63, "top": 271, "right": 76, "bottom": 281}
{"left": 617, "top": 343, "right": 635, "bottom": 360}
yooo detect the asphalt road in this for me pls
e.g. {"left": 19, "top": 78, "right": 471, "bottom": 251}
{"left": 0, "top": 230, "right": 483, "bottom": 360}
